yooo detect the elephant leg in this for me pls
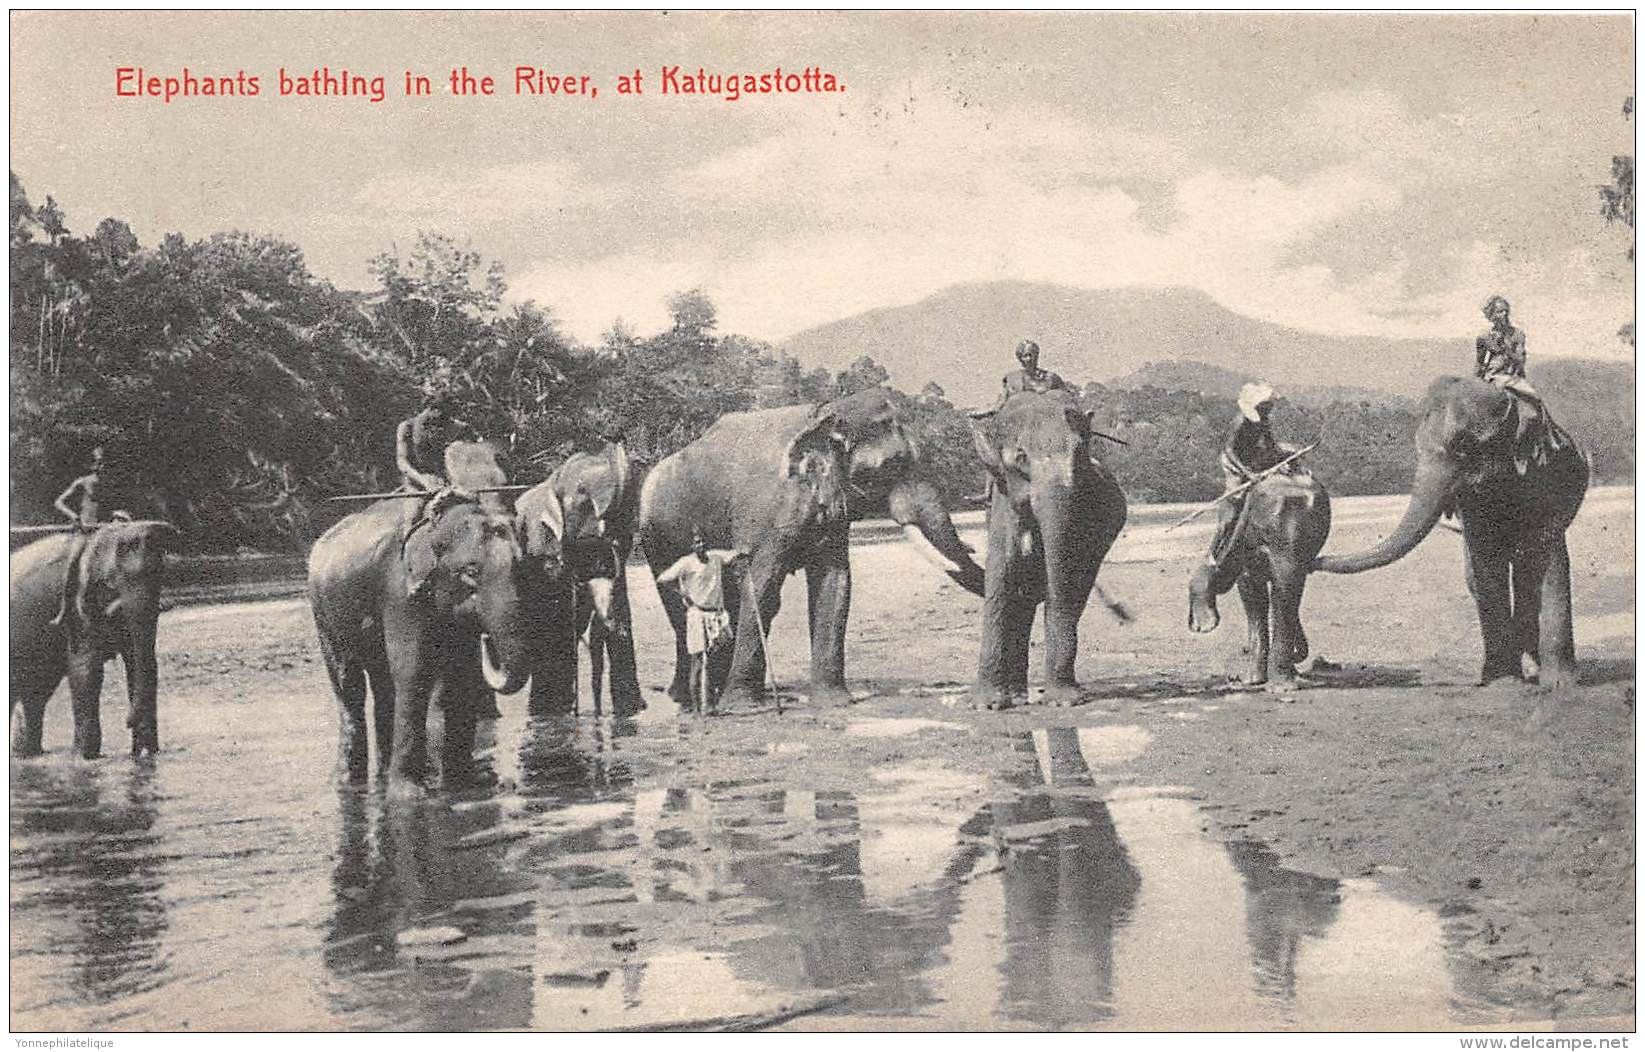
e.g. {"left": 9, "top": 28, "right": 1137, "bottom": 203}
{"left": 1464, "top": 535, "right": 1517, "bottom": 685}
{"left": 1237, "top": 571, "right": 1270, "bottom": 685}
{"left": 1265, "top": 565, "right": 1305, "bottom": 690}
{"left": 603, "top": 571, "right": 645, "bottom": 716}
{"left": 10, "top": 660, "right": 62, "bottom": 757}
{"left": 528, "top": 589, "right": 578, "bottom": 718}
{"left": 656, "top": 577, "right": 694, "bottom": 707}
{"left": 588, "top": 623, "right": 607, "bottom": 718}
{"left": 436, "top": 652, "right": 487, "bottom": 790}
{"left": 65, "top": 646, "right": 105, "bottom": 760}
{"left": 804, "top": 532, "right": 852, "bottom": 706}
{"left": 723, "top": 556, "right": 787, "bottom": 707}
{"left": 1535, "top": 536, "right": 1579, "bottom": 689}
{"left": 366, "top": 652, "right": 396, "bottom": 776}
{"left": 320, "top": 637, "right": 370, "bottom": 782}
{"left": 972, "top": 503, "right": 1034, "bottom": 710}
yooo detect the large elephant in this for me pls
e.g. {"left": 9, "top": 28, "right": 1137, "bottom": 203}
{"left": 969, "top": 389, "right": 1127, "bottom": 709}
{"left": 10, "top": 520, "right": 179, "bottom": 758}
{"left": 1189, "top": 473, "right": 1333, "bottom": 690}
{"left": 308, "top": 442, "right": 533, "bottom": 796}
{"left": 514, "top": 441, "right": 642, "bottom": 717}
{"left": 1313, "top": 376, "right": 1588, "bottom": 688}
{"left": 638, "top": 387, "right": 985, "bottom": 708}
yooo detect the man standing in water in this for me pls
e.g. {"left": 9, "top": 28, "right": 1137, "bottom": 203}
{"left": 654, "top": 529, "right": 743, "bottom": 712}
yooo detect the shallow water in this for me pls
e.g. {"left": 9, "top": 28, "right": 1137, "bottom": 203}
{"left": 10, "top": 687, "right": 1507, "bottom": 1032}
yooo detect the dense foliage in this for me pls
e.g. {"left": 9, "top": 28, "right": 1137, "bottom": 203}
{"left": 7, "top": 174, "right": 1631, "bottom": 551}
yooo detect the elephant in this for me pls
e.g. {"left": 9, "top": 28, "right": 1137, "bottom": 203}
{"left": 968, "top": 389, "right": 1127, "bottom": 709}
{"left": 1188, "top": 473, "right": 1333, "bottom": 690}
{"left": 10, "top": 520, "right": 179, "bottom": 758}
{"left": 515, "top": 442, "right": 642, "bottom": 717}
{"left": 1313, "top": 375, "right": 1588, "bottom": 688}
{"left": 308, "top": 441, "right": 534, "bottom": 796}
{"left": 638, "top": 387, "right": 985, "bottom": 709}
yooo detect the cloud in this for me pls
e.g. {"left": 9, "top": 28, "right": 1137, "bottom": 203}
{"left": 376, "top": 79, "right": 1631, "bottom": 359}
{"left": 353, "top": 160, "right": 580, "bottom": 217}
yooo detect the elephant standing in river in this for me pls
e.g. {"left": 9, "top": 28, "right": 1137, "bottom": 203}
{"left": 639, "top": 388, "right": 985, "bottom": 708}
{"left": 309, "top": 442, "right": 533, "bottom": 796}
{"left": 1189, "top": 473, "right": 1332, "bottom": 690}
{"left": 1313, "top": 376, "right": 1588, "bottom": 688}
{"left": 969, "top": 389, "right": 1127, "bottom": 709}
{"left": 11, "top": 520, "right": 179, "bottom": 757}
{"left": 515, "top": 441, "right": 642, "bottom": 716}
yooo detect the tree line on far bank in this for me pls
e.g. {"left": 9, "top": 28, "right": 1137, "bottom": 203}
{"left": 9, "top": 173, "right": 1632, "bottom": 551}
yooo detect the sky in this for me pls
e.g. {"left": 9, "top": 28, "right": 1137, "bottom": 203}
{"left": 9, "top": 11, "right": 1636, "bottom": 357}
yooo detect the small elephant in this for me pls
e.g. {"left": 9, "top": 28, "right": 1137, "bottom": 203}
{"left": 1313, "top": 376, "right": 1588, "bottom": 688}
{"left": 308, "top": 442, "right": 534, "bottom": 797}
{"left": 1189, "top": 473, "right": 1332, "bottom": 690}
{"left": 639, "top": 388, "right": 985, "bottom": 709}
{"left": 10, "top": 520, "right": 179, "bottom": 758}
{"left": 969, "top": 389, "right": 1127, "bottom": 709}
{"left": 515, "top": 442, "right": 641, "bottom": 716}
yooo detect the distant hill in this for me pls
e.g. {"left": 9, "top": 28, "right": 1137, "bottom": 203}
{"left": 1106, "top": 360, "right": 1412, "bottom": 409}
{"left": 782, "top": 281, "right": 1474, "bottom": 407}
{"left": 784, "top": 280, "right": 1636, "bottom": 405}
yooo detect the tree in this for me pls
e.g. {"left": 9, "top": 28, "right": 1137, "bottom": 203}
{"left": 835, "top": 354, "right": 890, "bottom": 395}
{"left": 1599, "top": 95, "right": 1635, "bottom": 345}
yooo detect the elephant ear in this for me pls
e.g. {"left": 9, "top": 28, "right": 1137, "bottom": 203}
{"left": 534, "top": 483, "right": 567, "bottom": 549}
{"left": 782, "top": 407, "right": 847, "bottom": 480}
{"left": 971, "top": 425, "right": 1007, "bottom": 481}
{"left": 403, "top": 525, "right": 442, "bottom": 599}
{"left": 603, "top": 441, "right": 632, "bottom": 525}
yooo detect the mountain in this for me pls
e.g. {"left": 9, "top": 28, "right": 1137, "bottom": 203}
{"left": 1106, "top": 360, "right": 1411, "bottom": 408}
{"left": 781, "top": 281, "right": 1628, "bottom": 408}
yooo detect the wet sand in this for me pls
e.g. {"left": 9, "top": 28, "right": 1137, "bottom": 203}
{"left": 8, "top": 488, "right": 1634, "bottom": 1031}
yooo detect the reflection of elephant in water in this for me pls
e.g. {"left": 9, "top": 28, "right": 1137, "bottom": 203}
{"left": 969, "top": 390, "right": 1127, "bottom": 709}
{"left": 1189, "top": 475, "right": 1332, "bottom": 689}
{"left": 1314, "top": 377, "right": 1588, "bottom": 688}
{"left": 515, "top": 442, "right": 642, "bottom": 716}
{"left": 309, "top": 442, "right": 534, "bottom": 797}
{"left": 993, "top": 727, "right": 1141, "bottom": 1026}
{"left": 1225, "top": 840, "right": 1340, "bottom": 1002}
{"left": 11, "top": 521, "right": 179, "bottom": 758}
{"left": 326, "top": 792, "right": 533, "bottom": 1029}
{"left": 642, "top": 389, "right": 975, "bottom": 707}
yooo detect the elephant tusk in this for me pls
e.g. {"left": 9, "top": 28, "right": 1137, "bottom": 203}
{"left": 479, "top": 633, "right": 511, "bottom": 692}
{"left": 103, "top": 597, "right": 125, "bottom": 620}
{"left": 901, "top": 524, "right": 960, "bottom": 575}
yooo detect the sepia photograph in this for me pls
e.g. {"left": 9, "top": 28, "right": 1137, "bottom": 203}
{"left": 6, "top": 9, "right": 1637, "bottom": 1036}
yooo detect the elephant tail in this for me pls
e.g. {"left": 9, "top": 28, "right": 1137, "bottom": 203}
{"left": 1092, "top": 579, "right": 1132, "bottom": 624}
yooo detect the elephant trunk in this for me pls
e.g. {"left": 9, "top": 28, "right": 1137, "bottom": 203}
{"left": 887, "top": 478, "right": 985, "bottom": 596}
{"left": 1032, "top": 483, "right": 1089, "bottom": 685}
{"left": 480, "top": 629, "right": 531, "bottom": 695}
{"left": 1314, "top": 461, "right": 1455, "bottom": 574}
{"left": 122, "top": 604, "right": 161, "bottom": 754}
{"left": 1188, "top": 564, "right": 1221, "bottom": 633}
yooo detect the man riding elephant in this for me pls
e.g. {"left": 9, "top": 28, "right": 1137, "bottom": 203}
{"left": 1474, "top": 294, "right": 1570, "bottom": 472}
{"left": 50, "top": 446, "right": 110, "bottom": 632}
{"left": 969, "top": 339, "right": 1068, "bottom": 419}
{"left": 1203, "top": 382, "right": 1303, "bottom": 580}
{"left": 396, "top": 375, "right": 480, "bottom": 527}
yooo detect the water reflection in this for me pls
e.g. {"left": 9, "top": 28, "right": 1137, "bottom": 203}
{"left": 12, "top": 702, "right": 1501, "bottom": 1032}
{"left": 10, "top": 761, "right": 169, "bottom": 1026}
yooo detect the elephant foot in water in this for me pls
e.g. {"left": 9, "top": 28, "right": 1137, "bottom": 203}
{"left": 716, "top": 684, "right": 766, "bottom": 712}
{"left": 805, "top": 682, "right": 853, "bottom": 707}
{"left": 1263, "top": 676, "right": 1300, "bottom": 695}
{"left": 1039, "top": 683, "right": 1086, "bottom": 708}
{"left": 967, "top": 683, "right": 1020, "bottom": 711}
